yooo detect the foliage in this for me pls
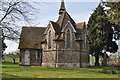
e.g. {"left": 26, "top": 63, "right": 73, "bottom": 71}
{"left": 6, "top": 50, "right": 20, "bottom": 63}
{"left": 101, "top": 68, "right": 117, "bottom": 74}
{"left": 103, "top": 1, "right": 120, "bottom": 40}
{"left": 88, "top": 3, "right": 109, "bottom": 51}
{"left": 4, "top": 55, "right": 19, "bottom": 63}
{"left": 87, "top": 3, "right": 118, "bottom": 66}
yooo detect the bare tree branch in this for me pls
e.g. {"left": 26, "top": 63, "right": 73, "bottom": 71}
{"left": 0, "top": 0, "right": 39, "bottom": 40}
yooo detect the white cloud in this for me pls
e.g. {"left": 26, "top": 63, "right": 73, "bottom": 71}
{"left": 4, "top": 40, "right": 19, "bottom": 53}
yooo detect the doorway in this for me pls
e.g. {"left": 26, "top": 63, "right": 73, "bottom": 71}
{"left": 24, "top": 50, "right": 30, "bottom": 65}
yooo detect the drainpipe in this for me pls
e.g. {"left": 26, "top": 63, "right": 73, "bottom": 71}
{"left": 79, "top": 40, "right": 83, "bottom": 68}
{"left": 55, "top": 40, "right": 58, "bottom": 68}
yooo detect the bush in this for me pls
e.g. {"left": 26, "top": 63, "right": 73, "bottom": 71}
{"left": 101, "top": 68, "right": 117, "bottom": 74}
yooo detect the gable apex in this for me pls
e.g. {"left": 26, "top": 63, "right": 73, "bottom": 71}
{"left": 56, "top": 11, "right": 76, "bottom": 30}
{"left": 44, "top": 21, "right": 60, "bottom": 35}
{"left": 44, "top": 21, "right": 54, "bottom": 35}
{"left": 61, "top": 21, "right": 76, "bottom": 33}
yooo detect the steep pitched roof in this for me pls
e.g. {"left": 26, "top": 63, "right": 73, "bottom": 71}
{"left": 56, "top": 11, "right": 76, "bottom": 31}
{"left": 50, "top": 21, "right": 60, "bottom": 34}
{"left": 19, "top": 27, "right": 47, "bottom": 49}
{"left": 56, "top": 22, "right": 86, "bottom": 40}
{"left": 76, "top": 22, "right": 86, "bottom": 33}
{"left": 75, "top": 22, "right": 86, "bottom": 40}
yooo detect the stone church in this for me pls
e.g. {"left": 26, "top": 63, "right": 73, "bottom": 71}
{"left": 18, "top": 0, "right": 89, "bottom": 68}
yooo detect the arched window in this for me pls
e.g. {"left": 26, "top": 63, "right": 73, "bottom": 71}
{"left": 48, "top": 31, "right": 52, "bottom": 49}
{"left": 66, "top": 29, "right": 71, "bottom": 48}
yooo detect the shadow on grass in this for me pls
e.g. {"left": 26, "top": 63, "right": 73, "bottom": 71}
{"left": 2, "top": 73, "right": 20, "bottom": 78}
{"left": 2, "top": 62, "right": 19, "bottom": 65}
{"left": 89, "top": 66, "right": 120, "bottom": 71}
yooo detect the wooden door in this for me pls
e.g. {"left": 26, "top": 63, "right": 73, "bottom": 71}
{"left": 24, "top": 50, "right": 30, "bottom": 65}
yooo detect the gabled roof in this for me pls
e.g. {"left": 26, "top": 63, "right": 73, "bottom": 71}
{"left": 50, "top": 21, "right": 60, "bottom": 34}
{"left": 75, "top": 22, "right": 86, "bottom": 41}
{"left": 61, "top": 21, "right": 76, "bottom": 33}
{"left": 44, "top": 21, "right": 60, "bottom": 35}
{"left": 19, "top": 27, "right": 47, "bottom": 49}
{"left": 56, "top": 11, "right": 76, "bottom": 31}
{"left": 76, "top": 22, "right": 85, "bottom": 29}
{"left": 76, "top": 22, "right": 86, "bottom": 33}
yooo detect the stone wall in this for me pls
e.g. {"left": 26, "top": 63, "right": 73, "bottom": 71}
{"left": 42, "top": 49, "right": 89, "bottom": 68}
{"left": 57, "top": 50, "right": 80, "bottom": 63}
{"left": 41, "top": 21, "right": 89, "bottom": 68}
{"left": 42, "top": 50, "right": 56, "bottom": 67}
{"left": 56, "top": 50, "right": 80, "bottom": 67}
{"left": 20, "top": 49, "right": 42, "bottom": 66}
{"left": 81, "top": 50, "right": 89, "bottom": 68}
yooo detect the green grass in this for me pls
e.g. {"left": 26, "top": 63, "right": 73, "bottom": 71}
{"left": 0, "top": 63, "right": 119, "bottom": 78}
{"left": 4, "top": 56, "right": 19, "bottom": 63}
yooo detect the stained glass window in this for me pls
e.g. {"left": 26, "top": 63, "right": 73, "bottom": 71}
{"left": 48, "top": 31, "right": 52, "bottom": 49}
{"left": 66, "top": 29, "right": 71, "bottom": 48}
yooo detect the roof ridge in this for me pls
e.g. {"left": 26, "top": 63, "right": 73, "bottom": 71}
{"left": 60, "top": 11, "right": 66, "bottom": 27}
{"left": 50, "top": 21, "right": 56, "bottom": 23}
{"left": 76, "top": 22, "right": 85, "bottom": 24}
{"left": 23, "top": 26, "right": 46, "bottom": 28}
{"left": 66, "top": 12, "right": 76, "bottom": 24}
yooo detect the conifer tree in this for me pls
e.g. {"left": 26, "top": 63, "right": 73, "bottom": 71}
{"left": 104, "top": 1, "right": 120, "bottom": 40}
{"left": 87, "top": 3, "right": 118, "bottom": 66}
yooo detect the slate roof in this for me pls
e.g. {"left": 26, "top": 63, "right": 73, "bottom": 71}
{"left": 75, "top": 22, "right": 86, "bottom": 41}
{"left": 55, "top": 11, "right": 86, "bottom": 40}
{"left": 19, "top": 27, "right": 47, "bottom": 49}
{"left": 50, "top": 21, "right": 60, "bottom": 34}
{"left": 19, "top": 1, "right": 86, "bottom": 49}
{"left": 56, "top": 11, "right": 76, "bottom": 31}
{"left": 76, "top": 22, "right": 86, "bottom": 33}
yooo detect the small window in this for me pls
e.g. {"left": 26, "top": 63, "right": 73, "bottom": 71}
{"left": 48, "top": 31, "right": 52, "bottom": 49}
{"left": 66, "top": 29, "right": 71, "bottom": 48}
{"left": 37, "top": 50, "right": 40, "bottom": 59}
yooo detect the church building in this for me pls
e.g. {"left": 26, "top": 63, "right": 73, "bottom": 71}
{"left": 18, "top": 0, "right": 89, "bottom": 68}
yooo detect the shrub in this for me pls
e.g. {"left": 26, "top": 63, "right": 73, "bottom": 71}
{"left": 101, "top": 68, "right": 117, "bottom": 74}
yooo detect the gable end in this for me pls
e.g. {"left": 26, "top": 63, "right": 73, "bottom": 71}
{"left": 44, "top": 21, "right": 55, "bottom": 35}
{"left": 61, "top": 21, "right": 76, "bottom": 33}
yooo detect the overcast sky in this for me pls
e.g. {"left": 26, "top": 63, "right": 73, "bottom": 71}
{"left": 4, "top": 1, "right": 120, "bottom": 53}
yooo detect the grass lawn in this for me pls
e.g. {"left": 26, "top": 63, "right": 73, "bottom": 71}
{"left": 0, "top": 63, "right": 119, "bottom": 79}
{"left": 4, "top": 56, "right": 19, "bottom": 63}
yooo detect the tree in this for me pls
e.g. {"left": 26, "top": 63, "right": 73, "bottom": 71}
{"left": 87, "top": 3, "right": 118, "bottom": 66}
{"left": 7, "top": 51, "right": 19, "bottom": 64}
{"left": 0, "top": 0, "right": 39, "bottom": 57}
{"left": 0, "top": 26, "right": 7, "bottom": 60}
{"left": 0, "top": 0, "right": 37, "bottom": 40}
{"left": 103, "top": 1, "right": 120, "bottom": 40}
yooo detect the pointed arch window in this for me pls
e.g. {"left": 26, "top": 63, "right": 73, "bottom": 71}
{"left": 66, "top": 29, "right": 71, "bottom": 48}
{"left": 48, "top": 31, "right": 52, "bottom": 49}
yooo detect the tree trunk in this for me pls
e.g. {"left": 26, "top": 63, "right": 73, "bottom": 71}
{"left": 2, "top": 54, "right": 5, "bottom": 62}
{"left": 95, "top": 54, "right": 100, "bottom": 66}
{"left": 13, "top": 59, "right": 15, "bottom": 64}
{"left": 103, "top": 52, "right": 107, "bottom": 66}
